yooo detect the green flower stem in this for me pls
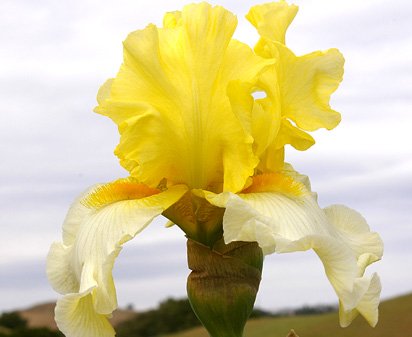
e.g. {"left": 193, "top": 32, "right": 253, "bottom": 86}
{"left": 186, "top": 238, "right": 263, "bottom": 337}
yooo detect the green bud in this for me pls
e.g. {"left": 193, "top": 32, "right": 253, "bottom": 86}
{"left": 186, "top": 238, "right": 263, "bottom": 337}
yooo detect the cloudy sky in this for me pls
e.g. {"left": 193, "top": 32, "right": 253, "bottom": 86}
{"left": 1, "top": 0, "right": 411, "bottom": 315}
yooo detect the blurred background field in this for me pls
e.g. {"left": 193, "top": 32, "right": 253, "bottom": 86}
{"left": 1, "top": 292, "right": 410, "bottom": 337}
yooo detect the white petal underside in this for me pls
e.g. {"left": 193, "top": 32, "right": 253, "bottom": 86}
{"left": 207, "top": 184, "right": 382, "bottom": 327}
{"left": 47, "top": 183, "right": 187, "bottom": 337}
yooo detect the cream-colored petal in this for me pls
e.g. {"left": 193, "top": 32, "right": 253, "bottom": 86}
{"left": 96, "top": 3, "right": 270, "bottom": 192}
{"left": 339, "top": 273, "right": 381, "bottom": 327}
{"left": 47, "top": 181, "right": 187, "bottom": 337}
{"left": 206, "top": 172, "right": 382, "bottom": 327}
{"left": 324, "top": 205, "right": 383, "bottom": 272}
{"left": 55, "top": 290, "right": 114, "bottom": 337}
{"left": 48, "top": 242, "right": 80, "bottom": 295}
{"left": 325, "top": 204, "right": 383, "bottom": 326}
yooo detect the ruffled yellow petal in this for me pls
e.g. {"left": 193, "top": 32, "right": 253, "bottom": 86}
{"left": 47, "top": 180, "right": 187, "bottom": 337}
{"left": 205, "top": 170, "right": 382, "bottom": 327}
{"left": 274, "top": 45, "right": 344, "bottom": 131}
{"left": 227, "top": 68, "right": 284, "bottom": 173}
{"left": 276, "top": 119, "right": 315, "bottom": 151}
{"left": 257, "top": 145, "right": 285, "bottom": 173}
{"left": 163, "top": 11, "right": 182, "bottom": 28}
{"left": 96, "top": 3, "right": 271, "bottom": 192}
{"left": 246, "top": 1, "right": 298, "bottom": 44}
{"left": 245, "top": 1, "right": 344, "bottom": 155}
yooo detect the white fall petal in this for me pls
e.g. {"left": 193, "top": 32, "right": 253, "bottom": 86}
{"left": 47, "top": 182, "right": 187, "bottom": 337}
{"left": 205, "top": 174, "right": 383, "bottom": 327}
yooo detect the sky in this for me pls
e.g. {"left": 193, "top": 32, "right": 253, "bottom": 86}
{"left": 0, "top": 0, "right": 411, "bottom": 315}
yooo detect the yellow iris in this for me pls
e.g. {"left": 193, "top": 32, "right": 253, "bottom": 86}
{"left": 47, "top": 2, "right": 383, "bottom": 337}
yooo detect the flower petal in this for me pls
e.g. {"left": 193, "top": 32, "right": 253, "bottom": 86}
{"left": 47, "top": 180, "right": 187, "bottom": 337}
{"left": 324, "top": 205, "right": 383, "bottom": 272}
{"left": 54, "top": 290, "right": 115, "bottom": 337}
{"left": 325, "top": 205, "right": 383, "bottom": 327}
{"left": 339, "top": 273, "right": 381, "bottom": 327}
{"left": 205, "top": 172, "right": 382, "bottom": 327}
{"left": 276, "top": 119, "right": 315, "bottom": 151}
{"left": 246, "top": 1, "right": 344, "bottom": 153}
{"left": 275, "top": 45, "right": 344, "bottom": 131}
{"left": 227, "top": 68, "right": 285, "bottom": 173}
{"left": 96, "top": 3, "right": 271, "bottom": 192}
{"left": 246, "top": 1, "right": 298, "bottom": 44}
{"left": 227, "top": 79, "right": 279, "bottom": 157}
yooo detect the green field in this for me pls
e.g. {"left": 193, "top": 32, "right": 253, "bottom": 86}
{"left": 166, "top": 293, "right": 412, "bottom": 337}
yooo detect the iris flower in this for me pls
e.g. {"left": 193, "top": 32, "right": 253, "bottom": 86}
{"left": 47, "top": 2, "right": 383, "bottom": 337}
